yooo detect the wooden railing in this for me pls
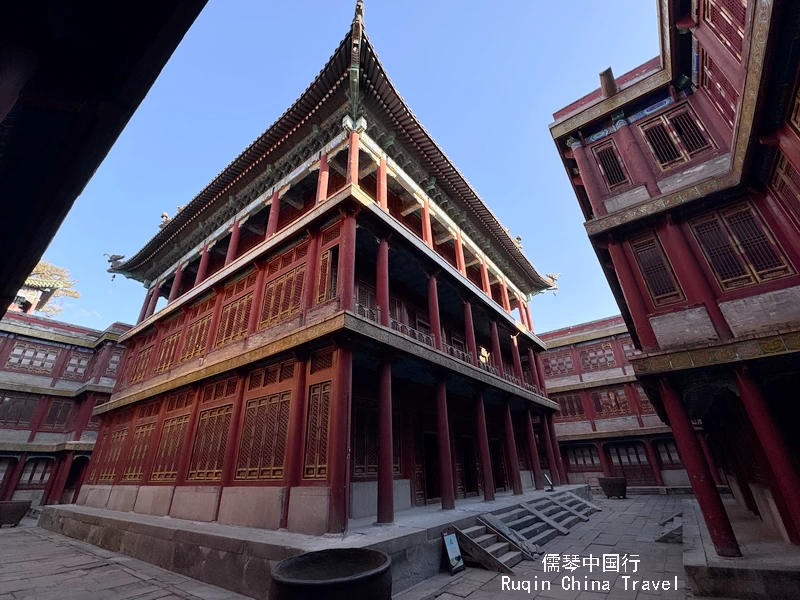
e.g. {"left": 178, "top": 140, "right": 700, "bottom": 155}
{"left": 390, "top": 319, "right": 434, "bottom": 348}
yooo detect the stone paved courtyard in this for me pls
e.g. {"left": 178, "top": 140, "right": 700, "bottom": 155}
{"left": 0, "top": 521, "right": 250, "bottom": 600}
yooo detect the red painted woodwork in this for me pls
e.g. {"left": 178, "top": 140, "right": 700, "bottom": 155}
{"left": 377, "top": 359, "right": 393, "bottom": 523}
{"left": 500, "top": 281, "right": 511, "bottom": 313}
{"left": 427, "top": 274, "right": 442, "bottom": 350}
{"left": 377, "top": 156, "right": 388, "bottom": 211}
{"left": 489, "top": 321, "right": 504, "bottom": 377}
{"left": 463, "top": 299, "right": 478, "bottom": 366}
{"left": 475, "top": 394, "right": 495, "bottom": 500}
{"left": 265, "top": 191, "right": 280, "bottom": 238}
{"left": 138, "top": 289, "right": 152, "bottom": 324}
{"left": 145, "top": 280, "right": 161, "bottom": 319}
{"left": 194, "top": 243, "right": 211, "bottom": 286}
{"left": 377, "top": 238, "right": 390, "bottom": 327}
{"left": 168, "top": 264, "right": 184, "bottom": 303}
{"left": 526, "top": 348, "right": 542, "bottom": 391}
{"left": 316, "top": 154, "right": 330, "bottom": 205}
{"left": 539, "top": 413, "right": 560, "bottom": 485}
{"left": 660, "top": 377, "right": 740, "bottom": 557}
{"left": 524, "top": 408, "right": 544, "bottom": 489}
{"left": 697, "top": 432, "right": 722, "bottom": 486}
{"left": 571, "top": 141, "right": 607, "bottom": 217}
{"left": 479, "top": 259, "right": 491, "bottom": 294}
{"left": 607, "top": 239, "right": 659, "bottom": 350}
{"left": 421, "top": 198, "right": 433, "bottom": 249}
{"left": 339, "top": 214, "right": 357, "bottom": 312}
{"left": 224, "top": 221, "right": 241, "bottom": 267}
{"left": 454, "top": 230, "right": 466, "bottom": 275}
{"left": 328, "top": 347, "right": 352, "bottom": 533}
{"left": 547, "top": 413, "right": 567, "bottom": 483}
{"left": 435, "top": 378, "right": 455, "bottom": 510}
{"left": 614, "top": 122, "right": 659, "bottom": 196}
{"left": 347, "top": 130, "right": 359, "bottom": 184}
{"left": 503, "top": 403, "right": 523, "bottom": 495}
{"left": 511, "top": 336, "right": 525, "bottom": 383}
{"left": 596, "top": 442, "right": 613, "bottom": 477}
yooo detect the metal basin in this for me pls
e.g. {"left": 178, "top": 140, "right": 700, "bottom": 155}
{"left": 0, "top": 500, "right": 31, "bottom": 527}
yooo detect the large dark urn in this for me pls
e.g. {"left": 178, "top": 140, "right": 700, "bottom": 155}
{"left": 269, "top": 548, "right": 392, "bottom": 600}
{"left": 598, "top": 477, "right": 627, "bottom": 499}
{"left": 0, "top": 500, "right": 31, "bottom": 526}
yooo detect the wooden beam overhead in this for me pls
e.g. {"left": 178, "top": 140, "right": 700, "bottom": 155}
{"left": 400, "top": 201, "right": 421, "bottom": 216}
{"left": 358, "top": 162, "right": 378, "bottom": 179}
{"left": 434, "top": 231, "right": 454, "bottom": 245}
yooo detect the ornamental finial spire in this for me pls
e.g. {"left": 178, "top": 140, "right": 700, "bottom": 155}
{"left": 349, "top": 0, "right": 364, "bottom": 119}
{"left": 353, "top": 0, "right": 364, "bottom": 28}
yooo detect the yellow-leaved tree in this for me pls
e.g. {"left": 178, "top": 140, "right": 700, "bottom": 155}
{"left": 27, "top": 261, "right": 81, "bottom": 316}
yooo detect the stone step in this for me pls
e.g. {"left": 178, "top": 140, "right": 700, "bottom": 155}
{"left": 499, "top": 550, "right": 523, "bottom": 569}
{"left": 541, "top": 505, "right": 562, "bottom": 518}
{"left": 517, "top": 521, "right": 549, "bottom": 539}
{"left": 530, "top": 527, "right": 561, "bottom": 547}
{"left": 473, "top": 533, "right": 498, "bottom": 548}
{"left": 462, "top": 525, "right": 486, "bottom": 539}
{"left": 550, "top": 509, "right": 571, "bottom": 523}
{"left": 561, "top": 514, "right": 582, "bottom": 530}
{"left": 486, "top": 541, "right": 511, "bottom": 558}
{"left": 506, "top": 514, "right": 540, "bottom": 532}
{"left": 498, "top": 508, "right": 528, "bottom": 524}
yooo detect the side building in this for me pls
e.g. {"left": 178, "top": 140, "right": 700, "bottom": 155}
{"left": 0, "top": 312, "right": 129, "bottom": 508}
{"left": 550, "top": 0, "right": 800, "bottom": 557}
{"left": 541, "top": 315, "right": 722, "bottom": 492}
{"left": 82, "top": 6, "right": 562, "bottom": 536}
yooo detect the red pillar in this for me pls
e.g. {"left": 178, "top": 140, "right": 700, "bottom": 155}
{"left": 548, "top": 413, "right": 567, "bottom": 484}
{"left": 642, "top": 438, "right": 665, "bottom": 486}
{"left": 1, "top": 454, "right": 27, "bottom": 500}
{"left": 517, "top": 295, "right": 530, "bottom": 330}
{"left": 535, "top": 353, "right": 548, "bottom": 396}
{"left": 316, "top": 154, "right": 330, "bottom": 205}
{"left": 569, "top": 139, "right": 606, "bottom": 217}
{"left": 339, "top": 213, "right": 357, "bottom": 312}
{"left": 734, "top": 366, "right": 800, "bottom": 540}
{"left": 427, "top": 274, "right": 442, "bottom": 350}
{"left": 435, "top": 378, "right": 455, "bottom": 510}
{"left": 525, "top": 302, "right": 534, "bottom": 333}
{"left": 660, "top": 377, "right": 741, "bottom": 557}
{"left": 476, "top": 394, "right": 495, "bottom": 501}
{"left": 525, "top": 408, "right": 544, "bottom": 489}
{"left": 489, "top": 321, "right": 504, "bottom": 377}
{"left": 194, "top": 243, "right": 211, "bottom": 286}
{"left": 281, "top": 356, "right": 308, "bottom": 528}
{"left": 45, "top": 452, "right": 74, "bottom": 505}
{"left": 607, "top": 239, "right": 659, "bottom": 351}
{"left": 479, "top": 259, "right": 491, "bottom": 295}
{"left": 329, "top": 347, "right": 353, "bottom": 532}
{"left": 220, "top": 375, "right": 247, "bottom": 490}
{"left": 377, "top": 359, "right": 394, "bottom": 523}
{"left": 527, "top": 348, "right": 542, "bottom": 392}
{"left": 540, "top": 415, "right": 560, "bottom": 485}
{"left": 224, "top": 220, "right": 241, "bottom": 266}
{"left": 144, "top": 280, "right": 161, "bottom": 319}
{"left": 614, "top": 121, "right": 659, "bottom": 197}
{"left": 455, "top": 231, "right": 466, "bottom": 276}
{"left": 463, "top": 299, "right": 478, "bottom": 366}
{"left": 697, "top": 432, "right": 722, "bottom": 486}
{"left": 596, "top": 442, "right": 614, "bottom": 477}
{"left": 511, "top": 336, "right": 524, "bottom": 384}
{"left": 503, "top": 402, "right": 523, "bottom": 495}
{"left": 376, "top": 156, "right": 388, "bottom": 211}
{"left": 167, "top": 264, "right": 184, "bottom": 303}
{"left": 347, "top": 130, "right": 359, "bottom": 184}
{"left": 265, "top": 191, "right": 280, "bottom": 238}
{"left": 247, "top": 266, "right": 267, "bottom": 334}
{"left": 301, "top": 234, "right": 320, "bottom": 313}
{"left": 137, "top": 289, "right": 152, "bottom": 324}
{"left": 500, "top": 281, "right": 512, "bottom": 313}
{"left": 422, "top": 198, "right": 434, "bottom": 249}
{"left": 377, "top": 238, "right": 390, "bottom": 327}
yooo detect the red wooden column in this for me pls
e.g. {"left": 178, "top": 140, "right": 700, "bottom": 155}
{"left": 535, "top": 353, "right": 548, "bottom": 396}
{"left": 489, "top": 321, "right": 504, "bottom": 377}
{"left": 454, "top": 231, "right": 466, "bottom": 276}
{"left": 661, "top": 218, "right": 732, "bottom": 340}
{"left": 525, "top": 302, "right": 534, "bottom": 333}
{"left": 503, "top": 402, "right": 523, "bottom": 495}
{"left": 316, "top": 154, "right": 330, "bottom": 205}
{"left": 596, "top": 442, "right": 614, "bottom": 477}
{"left": 697, "top": 432, "right": 722, "bottom": 486}
{"left": 511, "top": 336, "right": 525, "bottom": 383}
{"left": 463, "top": 299, "right": 478, "bottom": 366}
{"left": 540, "top": 415, "right": 560, "bottom": 485}
{"left": 525, "top": 408, "right": 544, "bottom": 489}
{"left": 281, "top": 355, "right": 308, "bottom": 529}
{"left": 427, "top": 274, "right": 442, "bottom": 350}
{"left": 734, "top": 366, "right": 800, "bottom": 539}
{"left": 527, "top": 348, "right": 542, "bottom": 391}
{"left": 479, "top": 259, "right": 491, "bottom": 295}
{"left": 265, "top": 191, "right": 281, "bottom": 238}
{"left": 614, "top": 120, "right": 659, "bottom": 197}
{"left": 607, "top": 239, "right": 658, "bottom": 350}
{"left": 376, "top": 156, "right": 388, "bottom": 211}
{"left": 137, "top": 289, "right": 152, "bottom": 324}
{"left": 219, "top": 374, "right": 247, "bottom": 490}
{"left": 642, "top": 438, "right": 665, "bottom": 486}
{"left": 421, "top": 198, "right": 434, "bottom": 249}
{"left": 547, "top": 413, "right": 567, "bottom": 484}
{"left": 329, "top": 347, "right": 353, "bottom": 532}
{"left": 167, "top": 264, "right": 184, "bottom": 303}
{"left": 224, "top": 221, "right": 241, "bottom": 266}
{"left": 660, "top": 377, "right": 741, "bottom": 557}
{"left": 500, "top": 281, "right": 512, "bottom": 313}
{"left": 517, "top": 295, "right": 530, "bottom": 330}
{"left": 1, "top": 454, "right": 27, "bottom": 500}
{"left": 475, "top": 394, "right": 495, "bottom": 501}
{"left": 339, "top": 212, "right": 357, "bottom": 312}
{"left": 377, "top": 238, "right": 390, "bottom": 327}
{"left": 377, "top": 359, "right": 394, "bottom": 523}
{"left": 568, "top": 138, "right": 606, "bottom": 217}
{"left": 347, "top": 130, "right": 359, "bottom": 184}
{"left": 45, "top": 451, "right": 74, "bottom": 505}
{"left": 194, "top": 242, "right": 211, "bottom": 286}
{"left": 435, "top": 378, "right": 455, "bottom": 510}
{"left": 144, "top": 280, "right": 161, "bottom": 319}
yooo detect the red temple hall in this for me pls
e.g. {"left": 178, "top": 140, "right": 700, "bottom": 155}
{"left": 81, "top": 7, "right": 561, "bottom": 535}
{"left": 550, "top": 0, "right": 800, "bottom": 558}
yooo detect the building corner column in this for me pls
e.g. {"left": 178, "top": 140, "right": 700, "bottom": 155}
{"left": 144, "top": 280, "right": 161, "bottom": 319}
{"left": 568, "top": 137, "right": 606, "bottom": 217}
{"left": 194, "top": 242, "right": 211, "bottom": 286}
{"left": 339, "top": 212, "right": 357, "bottom": 312}
{"left": 475, "top": 394, "right": 495, "bottom": 501}
{"left": 540, "top": 414, "right": 560, "bottom": 486}
{"left": 224, "top": 220, "right": 241, "bottom": 266}
{"left": 427, "top": 273, "right": 442, "bottom": 350}
{"left": 377, "top": 156, "right": 388, "bottom": 211}
{"left": 377, "top": 238, "right": 390, "bottom": 327}
{"left": 525, "top": 407, "right": 545, "bottom": 489}
{"left": 642, "top": 438, "right": 665, "bottom": 486}
{"left": 596, "top": 441, "right": 614, "bottom": 477}
{"left": 328, "top": 346, "right": 353, "bottom": 533}
{"left": 503, "top": 402, "right": 523, "bottom": 495}
{"left": 167, "top": 264, "right": 184, "bottom": 303}
{"left": 265, "top": 191, "right": 281, "bottom": 238}
{"left": 489, "top": 321, "right": 504, "bottom": 377}
{"left": 463, "top": 299, "right": 478, "bottom": 366}
{"left": 607, "top": 239, "right": 659, "bottom": 351}
{"left": 377, "top": 359, "right": 394, "bottom": 523}
{"left": 316, "top": 153, "right": 330, "bottom": 205}
{"left": 436, "top": 378, "right": 455, "bottom": 510}
{"left": 547, "top": 413, "right": 566, "bottom": 483}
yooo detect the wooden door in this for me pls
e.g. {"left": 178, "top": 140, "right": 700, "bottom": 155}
{"left": 608, "top": 443, "right": 655, "bottom": 485}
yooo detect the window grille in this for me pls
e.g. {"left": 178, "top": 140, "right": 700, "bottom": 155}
{"left": 99, "top": 428, "right": 128, "bottom": 482}
{"left": 703, "top": 0, "right": 746, "bottom": 61}
{"left": 0, "top": 392, "right": 39, "bottom": 426}
{"left": 592, "top": 141, "right": 629, "bottom": 189}
{"left": 122, "top": 423, "right": 155, "bottom": 482}
{"left": 187, "top": 404, "right": 233, "bottom": 481}
{"left": 639, "top": 106, "right": 713, "bottom": 169}
{"left": 642, "top": 122, "right": 682, "bottom": 167}
{"left": 311, "top": 348, "right": 334, "bottom": 373}
{"left": 64, "top": 353, "right": 91, "bottom": 379}
{"left": 565, "top": 446, "right": 601, "bottom": 472}
{"left": 153, "top": 332, "right": 181, "bottom": 374}
{"left": 235, "top": 391, "right": 291, "bottom": 480}
{"left": 6, "top": 343, "right": 59, "bottom": 373}
{"left": 150, "top": 414, "right": 190, "bottom": 481}
{"left": 630, "top": 233, "right": 684, "bottom": 305}
{"left": 43, "top": 399, "right": 72, "bottom": 429}
{"left": 260, "top": 263, "right": 305, "bottom": 328}
{"left": 18, "top": 459, "right": 53, "bottom": 489}
{"left": 180, "top": 294, "right": 216, "bottom": 362}
{"left": 216, "top": 272, "right": 257, "bottom": 348}
{"left": 621, "top": 337, "right": 641, "bottom": 360}
{"left": 579, "top": 342, "right": 617, "bottom": 372}
{"left": 303, "top": 381, "right": 332, "bottom": 479}
{"left": 352, "top": 397, "right": 401, "bottom": 477}
{"left": 700, "top": 51, "right": 738, "bottom": 128}
{"left": 553, "top": 394, "right": 585, "bottom": 422}
{"left": 105, "top": 352, "right": 123, "bottom": 376}
{"left": 542, "top": 350, "right": 574, "bottom": 377}
{"left": 655, "top": 439, "right": 684, "bottom": 468}
{"left": 770, "top": 151, "right": 800, "bottom": 220}
{"left": 634, "top": 384, "right": 655, "bottom": 413}
{"left": 591, "top": 387, "right": 631, "bottom": 416}
{"left": 129, "top": 346, "right": 153, "bottom": 384}
{"left": 669, "top": 111, "right": 711, "bottom": 155}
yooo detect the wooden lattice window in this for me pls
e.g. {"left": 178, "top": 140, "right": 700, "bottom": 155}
{"left": 180, "top": 294, "right": 216, "bottom": 362}
{"left": 311, "top": 348, "right": 334, "bottom": 373}
{"left": 634, "top": 384, "right": 655, "bottom": 414}
{"left": 316, "top": 247, "right": 339, "bottom": 304}
{"left": 352, "top": 397, "right": 401, "bottom": 477}
{"left": 303, "top": 381, "right": 331, "bottom": 479}
{"left": 579, "top": 342, "right": 617, "bottom": 372}
{"left": 187, "top": 404, "right": 233, "bottom": 481}
{"left": 201, "top": 376, "right": 238, "bottom": 404}
{"left": 703, "top": 0, "right": 746, "bottom": 62}
{"left": 592, "top": 141, "right": 629, "bottom": 190}
{"left": 165, "top": 389, "right": 193, "bottom": 413}
{"left": 542, "top": 350, "right": 574, "bottom": 377}
{"left": 235, "top": 391, "right": 291, "bottom": 480}
{"left": 630, "top": 233, "right": 684, "bottom": 306}
{"left": 17, "top": 459, "right": 53, "bottom": 489}
{"left": 700, "top": 50, "right": 738, "bottom": 128}
{"left": 356, "top": 280, "right": 378, "bottom": 321}
{"left": 122, "top": 423, "right": 155, "bottom": 482}
{"left": 129, "top": 345, "right": 153, "bottom": 384}
{"left": 639, "top": 106, "right": 712, "bottom": 169}
{"left": 105, "top": 351, "right": 123, "bottom": 377}
{"left": 553, "top": 394, "right": 585, "bottom": 422}
{"left": 99, "top": 428, "right": 128, "bottom": 482}
{"left": 6, "top": 343, "right": 60, "bottom": 373}
{"left": 153, "top": 331, "right": 181, "bottom": 374}
{"left": 260, "top": 263, "right": 306, "bottom": 329}
{"left": 769, "top": 151, "right": 800, "bottom": 220}
{"left": 565, "top": 446, "right": 602, "bottom": 472}
{"left": 0, "top": 392, "right": 39, "bottom": 426}
{"left": 621, "top": 337, "right": 641, "bottom": 360}
{"left": 42, "top": 399, "right": 72, "bottom": 429}
{"left": 591, "top": 387, "right": 631, "bottom": 416}
{"left": 63, "top": 352, "right": 91, "bottom": 379}
{"left": 691, "top": 203, "right": 793, "bottom": 290}
{"left": 215, "top": 271, "right": 258, "bottom": 347}
{"left": 150, "top": 414, "right": 190, "bottom": 481}
{"left": 655, "top": 439, "right": 684, "bottom": 468}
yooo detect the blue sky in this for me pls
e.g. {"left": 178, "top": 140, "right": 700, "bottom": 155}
{"left": 44, "top": 0, "right": 659, "bottom": 333}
